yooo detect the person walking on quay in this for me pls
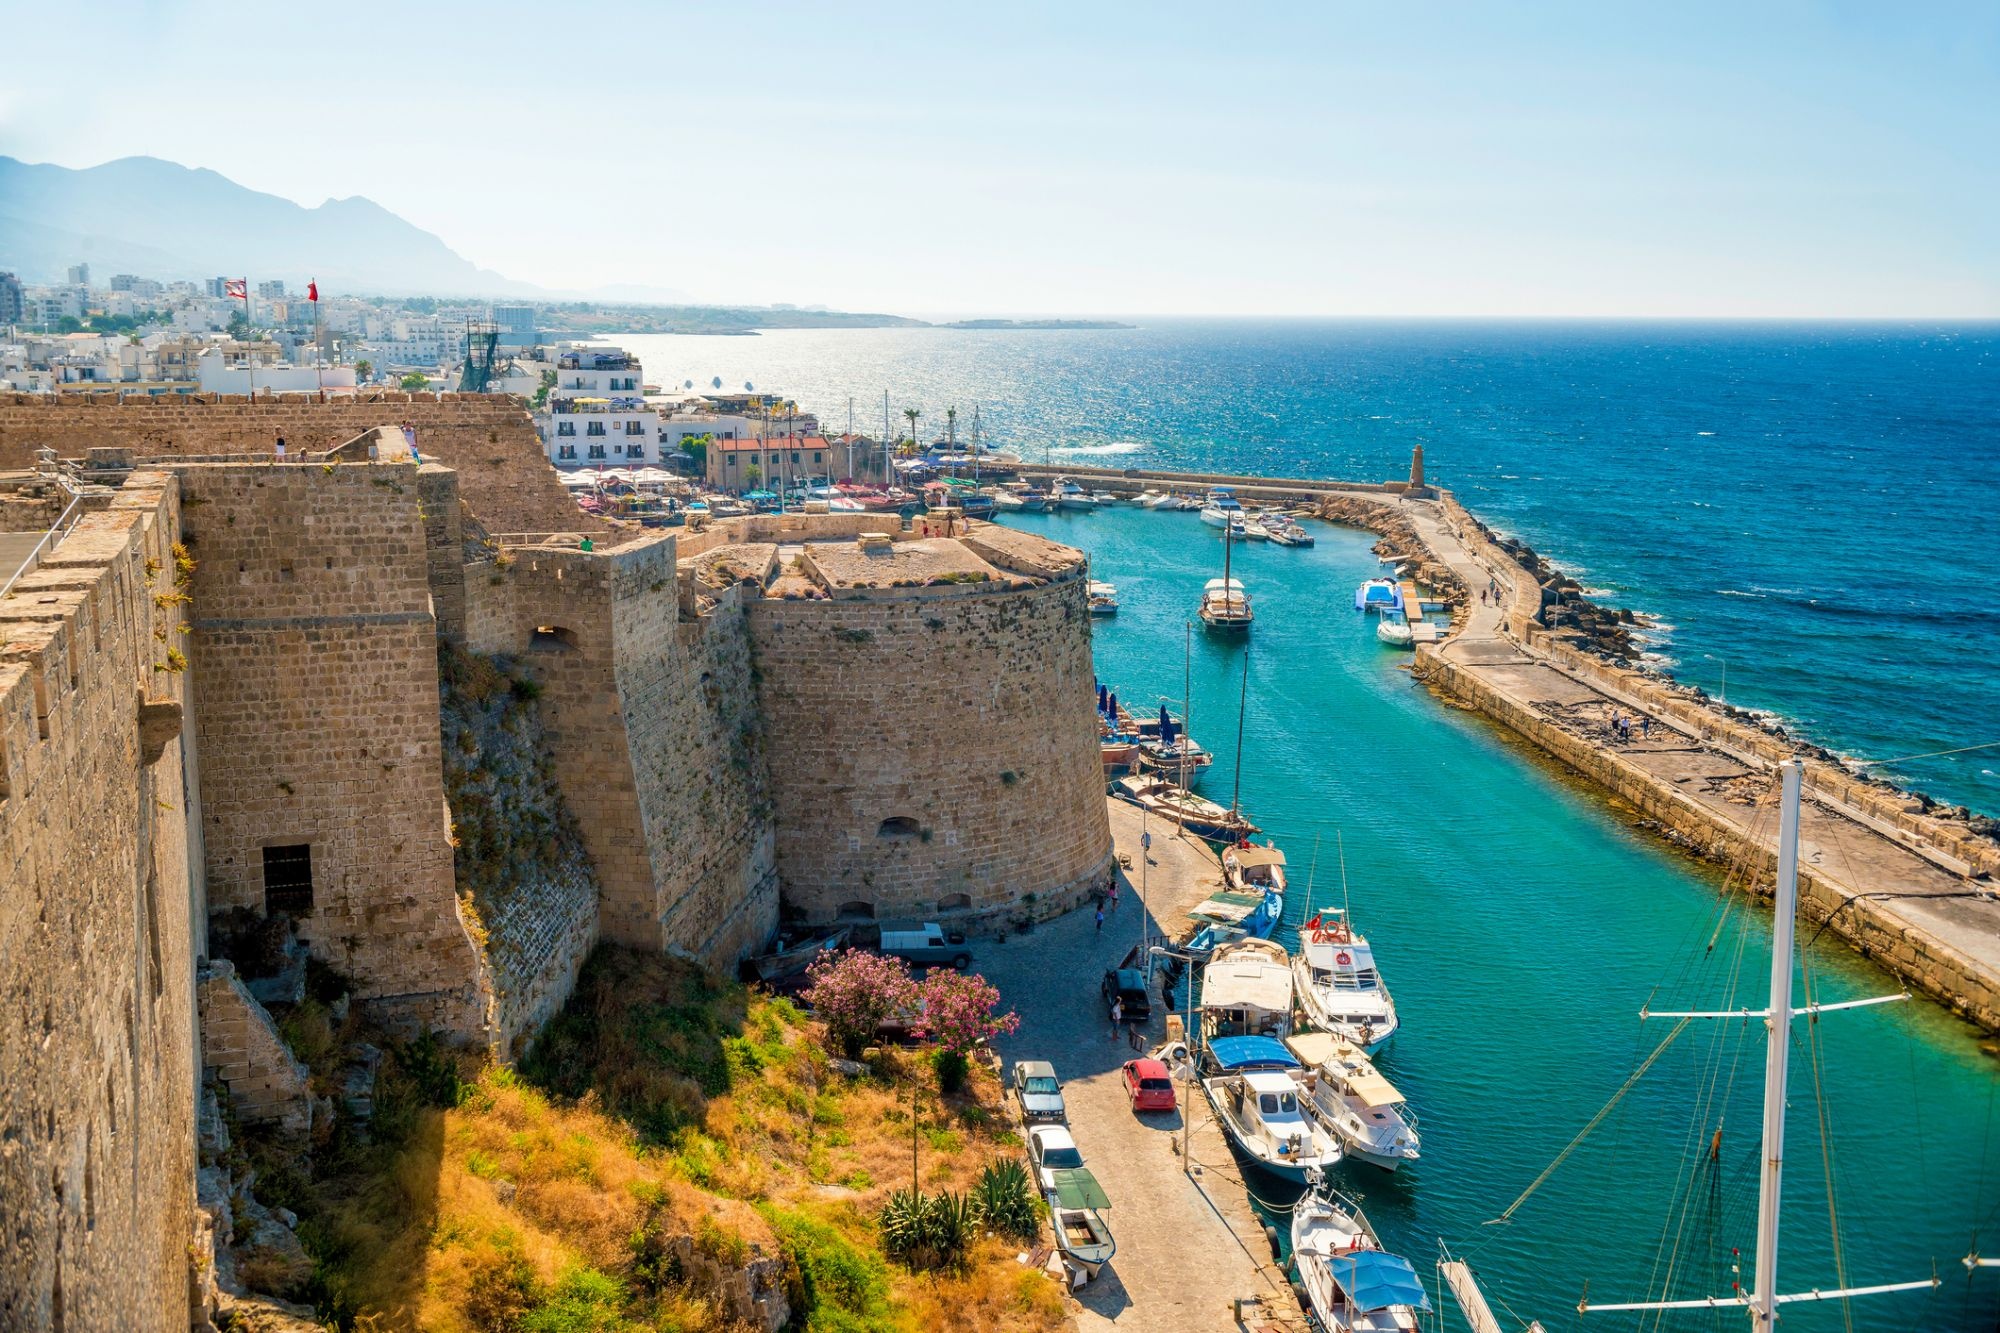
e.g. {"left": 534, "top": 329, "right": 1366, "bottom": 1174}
{"left": 1641, "top": 715, "right": 1651, "bottom": 740}
{"left": 1110, "top": 996, "right": 1123, "bottom": 1041}
{"left": 1095, "top": 904, "right": 1105, "bottom": 933}
{"left": 1127, "top": 1019, "right": 1144, "bottom": 1051}
{"left": 1107, "top": 879, "right": 1118, "bottom": 911}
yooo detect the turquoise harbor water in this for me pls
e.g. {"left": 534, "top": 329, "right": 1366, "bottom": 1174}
{"left": 621, "top": 322, "right": 2000, "bottom": 816}
{"left": 1004, "top": 504, "right": 1998, "bottom": 1329}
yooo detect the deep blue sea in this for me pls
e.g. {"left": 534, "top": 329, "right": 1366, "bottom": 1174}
{"left": 623, "top": 322, "right": 2000, "bottom": 815}
{"left": 614, "top": 324, "right": 2000, "bottom": 1327}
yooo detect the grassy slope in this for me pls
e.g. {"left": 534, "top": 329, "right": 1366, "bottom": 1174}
{"left": 285, "top": 948, "right": 1069, "bottom": 1333}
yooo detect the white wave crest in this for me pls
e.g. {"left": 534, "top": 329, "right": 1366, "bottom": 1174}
{"left": 1050, "top": 441, "right": 1147, "bottom": 456}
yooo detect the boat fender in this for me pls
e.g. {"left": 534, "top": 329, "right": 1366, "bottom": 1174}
{"left": 1291, "top": 1279, "right": 1310, "bottom": 1309}
{"left": 1264, "top": 1224, "right": 1283, "bottom": 1259}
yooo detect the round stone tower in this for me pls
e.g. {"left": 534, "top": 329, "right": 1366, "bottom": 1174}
{"left": 713, "top": 518, "right": 1113, "bottom": 930}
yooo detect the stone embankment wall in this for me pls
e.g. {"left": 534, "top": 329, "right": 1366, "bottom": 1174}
{"left": 465, "top": 536, "right": 779, "bottom": 967}
{"left": 0, "top": 391, "right": 599, "bottom": 538}
{"left": 195, "top": 962, "right": 314, "bottom": 1135}
{"left": 1431, "top": 490, "right": 2000, "bottom": 878}
{"left": 175, "top": 462, "right": 488, "bottom": 1039}
{"left": 0, "top": 472, "right": 200, "bottom": 1330}
{"left": 747, "top": 574, "right": 1113, "bottom": 927}
{"left": 1414, "top": 651, "right": 2000, "bottom": 1030}
{"left": 1016, "top": 461, "right": 1403, "bottom": 499}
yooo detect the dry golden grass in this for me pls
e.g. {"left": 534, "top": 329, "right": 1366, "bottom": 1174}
{"left": 306, "top": 948, "right": 1070, "bottom": 1332}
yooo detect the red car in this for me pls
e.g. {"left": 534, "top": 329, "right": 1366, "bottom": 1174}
{"left": 1121, "top": 1058, "right": 1177, "bottom": 1112}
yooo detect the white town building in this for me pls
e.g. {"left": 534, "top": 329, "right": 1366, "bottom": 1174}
{"left": 539, "top": 345, "right": 660, "bottom": 468}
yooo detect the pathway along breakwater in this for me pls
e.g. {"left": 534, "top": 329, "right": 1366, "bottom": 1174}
{"left": 1019, "top": 461, "right": 2000, "bottom": 1032}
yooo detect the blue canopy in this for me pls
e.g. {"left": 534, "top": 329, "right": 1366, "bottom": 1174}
{"left": 1206, "top": 1036, "right": 1298, "bottom": 1071}
{"left": 1327, "top": 1250, "right": 1431, "bottom": 1312}
{"left": 741, "top": 489, "right": 777, "bottom": 500}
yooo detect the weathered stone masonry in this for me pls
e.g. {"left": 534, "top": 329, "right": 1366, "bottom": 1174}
{"left": 1, "top": 472, "right": 199, "bottom": 1333}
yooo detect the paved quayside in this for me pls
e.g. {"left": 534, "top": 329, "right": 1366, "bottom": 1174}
{"left": 982, "top": 798, "right": 1308, "bottom": 1332}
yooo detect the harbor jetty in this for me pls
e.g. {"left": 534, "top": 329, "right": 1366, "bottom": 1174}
{"left": 1019, "top": 460, "right": 2000, "bottom": 1033}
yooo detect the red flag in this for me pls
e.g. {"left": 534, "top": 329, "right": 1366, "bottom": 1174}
{"left": 224, "top": 278, "right": 247, "bottom": 300}
{"left": 307, "top": 280, "right": 318, "bottom": 303}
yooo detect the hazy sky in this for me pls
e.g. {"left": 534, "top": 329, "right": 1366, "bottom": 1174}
{"left": 3, "top": 1, "right": 1996, "bottom": 316}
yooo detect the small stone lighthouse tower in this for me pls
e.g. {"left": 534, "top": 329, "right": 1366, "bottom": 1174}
{"left": 1409, "top": 443, "right": 1426, "bottom": 490}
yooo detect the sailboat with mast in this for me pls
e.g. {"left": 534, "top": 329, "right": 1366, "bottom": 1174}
{"left": 1480, "top": 758, "right": 1945, "bottom": 1327}
{"left": 1199, "top": 506, "right": 1253, "bottom": 632}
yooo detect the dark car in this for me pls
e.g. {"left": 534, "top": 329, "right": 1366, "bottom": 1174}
{"left": 1101, "top": 967, "right": 1152, "bottom": 1021}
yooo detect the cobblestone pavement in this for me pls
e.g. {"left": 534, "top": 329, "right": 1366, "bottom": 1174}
{"left": 981, "top": 798, "right": 1306, "bottom": 1332}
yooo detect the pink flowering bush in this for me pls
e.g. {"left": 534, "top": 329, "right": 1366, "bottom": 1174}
{"left": 801, "top": 949, "right": 918, "bottom": 1057}
{"left": 915, "top": 971, "right": 1020, "bottom": 1093}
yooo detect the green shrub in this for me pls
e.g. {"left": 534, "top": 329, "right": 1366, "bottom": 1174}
{"left": 971, "top": 1159, "right": 1037, "bottom": 1241}
{"left": 520, "top": 1266, "right": 632, "bottom": 1333}
{"left": 931, "top": 1049, "right": 969, "bottom": 1095}
{"left": 762, "top": 1205, "right": 893, "bottom": 1330}
{"left": 877, "top": 1188, "right": 975, "bottom": 1273}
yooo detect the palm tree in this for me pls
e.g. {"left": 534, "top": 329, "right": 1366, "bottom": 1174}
{"left": 945, "top": 406, "right": 958, "bottom": 478}
{"left": 903, "top": 407, "right": 921, "bottom": 457}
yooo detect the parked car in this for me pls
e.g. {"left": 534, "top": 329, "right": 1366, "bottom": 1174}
{"left": 1012, "top": 1060, "right": 1068, "bottom": 1122}
{"left": 1026, "top": 1124, "right": 1085, "bottom": 1195}
{"left": 879, "top": 921, "right": 972, "bottom": 970}
{"left": 1121, "top": 1058, "right": 1177, "bottom": 1112}
{"left": 1101, "top": 967, "right": 1153, "bottom": 1021}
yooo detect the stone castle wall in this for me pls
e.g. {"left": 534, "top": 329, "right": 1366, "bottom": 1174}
{"left": 0, "top": 474, "right": 201, "bottom": 1331}
{"left": 465, "top": 538, "right": 779, "bottom": 965}
{"left": 174, "top": 462, "right": 487, "bottom": 1039}
{"left": 746, "top": 575, "right": 1112, "bottom": 927}
{"left": 0, "top": 391, "right": 599, "bottom": 538}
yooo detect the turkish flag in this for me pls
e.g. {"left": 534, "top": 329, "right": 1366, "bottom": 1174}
{"left": 307, "top": 280, "right": 318, "bottom": 303}
{"left": 224, "top": 278, "right": 247, "bottom": 300}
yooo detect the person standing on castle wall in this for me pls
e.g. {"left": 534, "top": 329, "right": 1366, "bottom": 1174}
{"left": 274, "top": 432, "right": 287, "bottom": 463}
{"left": 402, "top": 421, "right": 419, "bottom": 462}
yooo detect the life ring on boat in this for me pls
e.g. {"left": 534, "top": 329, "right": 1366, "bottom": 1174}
{"left": 1334, "top": 950, "right": 1352, "bottom": 966}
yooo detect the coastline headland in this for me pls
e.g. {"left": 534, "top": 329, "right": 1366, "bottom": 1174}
{"left": 1020, "top": 460, "right": 2000, "bottom": 1034}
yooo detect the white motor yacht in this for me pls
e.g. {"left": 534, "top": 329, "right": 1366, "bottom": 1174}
{"left": 1051, "top": 477, "right": 1096, "bottom": 510}
{"left": 1200, "top": 1037, "right": 1342, "bottom": 1183}
{"left": 1293, "top": 911, "right": 1400, "bottom": 1054}
{"left": 1200, "top": 938, "right": 1294, "bottom": 1042}
{"left": 1198, "top": 485, "right": 1245, "bottom": 528}
{"left": 1376, "top": 612, "right": 1414, "bottom": 648}
{"left": 1286, "top": 1032, "right": 1420, "bottom": 1171}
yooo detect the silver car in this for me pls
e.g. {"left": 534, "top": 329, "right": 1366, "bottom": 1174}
{"left": 1012, "top": 1059, "right": 1067, "bottom": 1122}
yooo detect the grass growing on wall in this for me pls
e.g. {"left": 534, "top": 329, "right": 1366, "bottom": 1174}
{"left": 277, "top": 948, "right": 1068, "bottom": 1332}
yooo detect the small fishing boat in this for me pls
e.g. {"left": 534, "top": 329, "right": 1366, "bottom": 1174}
{"left": 746, "top": 925, "right": 851, "bottom": 983}
{"left": 1112, "top": 775, "right": 1257, "bottom": 843}
{"left": 1242, "top": 517, "right": 1271, "bottom": 542}
{"left": 1100, "top": 732, "right": 1141, "bottom": 774}
{"left": 1183, "top": 881, "right": 1285, "bottom": 958}
{"left": 1135, "top": 735, "right": 1213, "bottom": 785}
{"left": 1088, "top": 581, "right": 1119, "bottom": 617}
{"left": 1376, "top": 612, "right": 1414, "bottom": 648}
{"left": 1133, "top": 489, "right": 1166, "bottom": 507}
{"left": 1286, "top": 1032, "right": 1420, "bottom": 1172}
{"left": 992, "top": 489, "right": 1025, "bottom": 511}
{"left": 1091, "top": 489, "right": 1119, "bottom": 505}
{"left": 1047, "top": 1168, "right": 1115, "bottom": 1278}
{"left": 1145, "top": 491, "right": 1181, "bottom": 510}
{"left": 1173, "top": 494, "right": 1204, "bottom": 512}
{"left": 1275, "top": 517, "right": 1314, "bottom": 547}
{"left": 1293, "top": 911, "right": 1400, "bottom": 1054}
{"left": 1264, "top": 524, "right": 1299, "bottom": 548}
{"left": 1222, "top": 841, "right": 1286, "bottom": 902}
{"left": 1198, "top": 486, "right": 1244, "bottom": 528}
{"left": 1290, "top": 1175, "right": 1429, "bottom": 1331}
{"left": 1199, "top": 1036, "right": 1341, "bottom": 1183}
{"left": 1354, "top": 577, "right": 1400, "bottom": 615}
{"left": 1199, "top": 939, "right": 1295, "bottom": 1041}
{"left": 957, "top": 490, "right": 996, "bottom": 519}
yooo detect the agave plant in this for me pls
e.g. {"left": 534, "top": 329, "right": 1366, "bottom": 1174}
{"left": 878, "top": 1188, "right": 930, "bottom": 1266}
{"left": 877, "top": 1188, "right": 977, "bottom": 1272}
{"left": 971, "top": 1159, "right": 1038, "bottom": 1241}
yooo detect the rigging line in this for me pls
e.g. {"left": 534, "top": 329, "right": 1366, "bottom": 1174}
{"left": 1648, "top": 973, "right": 1747, "bottom": 1330}
{"left": 1847, "top": 738, "right": 2000, "bottom": 765}
{"left": 1486, "top": 1017, "right": 1691, "bottom": 1227}
{"left": 1801, "top": 954, "right": 1856, "bottom": 1333}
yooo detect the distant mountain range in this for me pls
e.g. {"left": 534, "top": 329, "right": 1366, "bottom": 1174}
{"left": 0, "top": 155, "right": 668, "bottom": 299}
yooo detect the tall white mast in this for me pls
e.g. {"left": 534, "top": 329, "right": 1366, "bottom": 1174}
{"left": 1576, "top": 755, "right": 1931, "bottom": 1320}
{"left": 1750, "top": 758, "right": 1802, "bottom": 1328}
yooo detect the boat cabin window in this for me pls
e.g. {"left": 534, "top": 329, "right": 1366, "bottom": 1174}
{"left": 1258, "top": 1092, "right": 1297, "bottom": 1115}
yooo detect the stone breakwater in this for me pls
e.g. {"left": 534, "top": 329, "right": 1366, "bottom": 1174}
{"left": 1015, "top": 461, "right": 2000, "bottom": 1032}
